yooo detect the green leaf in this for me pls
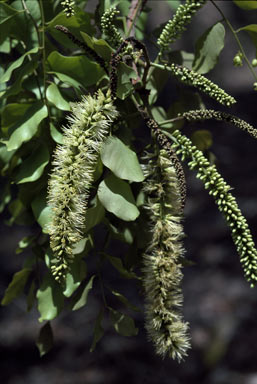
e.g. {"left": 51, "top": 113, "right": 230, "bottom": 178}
{"left": 47, "top": 51, "right": 104, "bottom": 88}
{"left": 109, "top": 307, "right": 138, "bottom": 337}
{"left": 110, "top": 289, "right": 140, "bottom": 312}
{"left": 51, "top": 72, "right": 83, "bottom": 90}
{"left": 46, "top": 83, "right": 71, "bottom": 111}
{"left": 72, "top": 235, "right": 93, "bottom": 256}
{"left": 8, "top": 198, "right": 31, "bottom": 226}
{"left": 80, "top": 31, "right": 112, "bottom": 61}
{"left": 191, "top": 130, "right": 213, "bottom": 151}
{"left": 0, "top": 146, "right": 14, "bottom": 166}
{"left": 14, "top": 142, "right": 49, "bottom": 184}
{"left": 1, "top": 103, "right": 32, "bottom": 137}
{"left": 36, "top": 322, "right": 54, "bottom": 357}
{"left": 237, "top": 25, "right": 257, "bottom": 54}
{"left": 0, "top": 182, "right": 11, "bottom": 213}
{"left": 233, "top": 1, "right": 257, "bottom": 10}
{"left": 50, "top": 123, "right": 63, "bottom": 144}
{"left": 16, "top": 235, "right": 36, "bottom": 254}
{"left": 1, "top": 268, "right": 32, "bottom": 305}
{"left": 0, "top": 3, "right": 24, "bottom": 44}
{"left": 0, "top": 3, "right": 20, "bottom": 25}
{"left": 148, "top": 65, "right": 170, "bottom": 104}
{"left": 0, "top": 47, "right": 38, "bottom": 84}
{"left": 98, "top": 174, "right": 140, "bottom": 221}
{"left": 166, "top": 0, "right": 181, "bottom": 10}
{"left": 101, "top": 136, "right": 144, "bottom": 182}
{"left": 6, "top": 102, "right": 48, "bottom": 151}
{"left": 27, "top": 280, "right": 36, "bottom": 311}
{"left": 152, "top": 106, "right": 173, "bottom": 129}
{"left": 116, "top": 62, "right": 138, "bottom": 100}
{"left": 47, "top": 8, "right": 95, "bottom": 49}
{"left": 90, "top": 309, "right": 105, "bottom": 352}
{"left": 85, "top": 199, "right": 105, "bottom": 233}
{"left": 2, "top": 60, "right": 37, "bottom": 99}
{"left": 63, "top": 259, "right": 87, "bottom": 298}
{"left": 108, "top": 223, "right": 133, "bottom": 244}
{"left": 31, "top": 190, "right": 51, "bottom": 233}
{"left": 71, "top": 275, "right": 95, "bottom": 311}
{"left": 0, "top": 40, "right": 12, "bottom": 54}
{"left": 106, "top": 254, "right": 138, "bottom": 279}
{"left": 37, "top": 273, "right": 64, "bottom": 322}
{"left": 193, "top": 22, "right": 225, "bottom": 74}
{"left": 0, "top": 1, "right": 35, "bottom": 44}
{"left": 238, "top": 24, "right": 257, "bottom": 33}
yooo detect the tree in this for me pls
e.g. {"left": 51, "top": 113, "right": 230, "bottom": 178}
{"left": 1, "top": 0, "right": 257, "bottom": 361}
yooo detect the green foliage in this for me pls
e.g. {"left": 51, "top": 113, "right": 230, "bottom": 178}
{"left": 193, "top": 22, "right": 225, "bottom": 74}
{"left": 1, "top": 0, "right": 257, "bottom": 363}
{"left": 36, "top": 322, "right": 54, "bottom": 357}
{"left": 100, "top": 136, "right": 144, "bottom": 182}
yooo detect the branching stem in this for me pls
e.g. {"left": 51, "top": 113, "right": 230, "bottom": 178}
{"left": 210, "top": 0, "right": 257, "bottom": 82}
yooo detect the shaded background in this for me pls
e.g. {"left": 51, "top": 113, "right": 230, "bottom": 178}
{"left": 1, "top": 1, "right": 257, "bottom": 383}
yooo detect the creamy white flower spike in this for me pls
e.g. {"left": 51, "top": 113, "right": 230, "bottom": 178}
{"left": 48, "top": 89, "right": 118, "bottom": 281}
{"left": 142, "top": 150, "right": 190, "bottom": 362}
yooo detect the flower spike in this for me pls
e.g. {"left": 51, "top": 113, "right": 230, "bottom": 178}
{"left": 157, "top": 0, "right": 207, "bottom": 53}
{"left": 61, "top": 0, "right": 75, "bottom": 18}
{"left": 47, "top": 89, "right": 118, "bottom": 282}
{"left": 172, "top": 129, "right": 257, "bottom": 287}
{"left": 182, "top": 109, "right": 257, "bottom": 139}
{"left": 169, "top": 64, "right": 236, "bottom": 107}
{"left": 142, "top": 150, "right": 190, "bottom": 361}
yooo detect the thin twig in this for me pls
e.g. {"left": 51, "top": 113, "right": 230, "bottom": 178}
{"left": 39, "top": 0, "right": 46, "bottom": 100}
{"left": 126, "top": 0, "right": 143, "bottom": 38}
{"left": 158, "top": 116, "right": 185, "bottom": 126}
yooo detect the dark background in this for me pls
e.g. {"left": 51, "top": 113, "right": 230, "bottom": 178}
{"left": 1, "top": 1, "right": 257, "bottom": 383}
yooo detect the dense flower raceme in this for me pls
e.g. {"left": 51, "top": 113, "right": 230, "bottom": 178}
{"left": 47, "top": 89, "right": 118, "bottom": 281}
{"left": 61, "top": 0, "right": 75, "bottom": 17}
{"left": 157, "top": 0, "right": 207, "bottom": 52}
{"left": 169, "top": 64, "right": 236, "bottom": 107}
{"left": 172, "top": 129, "right": 257, "bottom": 287}
{"left": 182, "top": 109, "right": 257, "bottom": 139}
{"left": 101, "top": 7, "right": 124, "bottom": 49}
{"left": 142, "top": 149, "right": 190, "bottom": 362}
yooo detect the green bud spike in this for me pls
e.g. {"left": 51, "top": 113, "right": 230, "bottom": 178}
{"left": 172, "top": 129, "right": 257, "bottom": 287}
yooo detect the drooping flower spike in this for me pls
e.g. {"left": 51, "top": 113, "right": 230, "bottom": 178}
{"left": 172, "top": 129, "right": 257, "bottom": 287}
{"left": 47, "top": 89, "right": 118, "bottom": 281}
{"left": 61, "top": 0, "right": 75, "bottom": 18}
{"left": 169, "top": 64, "right": 236, "bottom": 107}
{"left": 101, "top": 7, "right": 123, "bottom": 49}
{"left": 142, "top": 149, "right": 190, "bottom": 361}
{"left": 157, "top": 0, "right": 207, "bottom": 53}
{"left": 182, "top": 109, "right": 257, "bottom": 139}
